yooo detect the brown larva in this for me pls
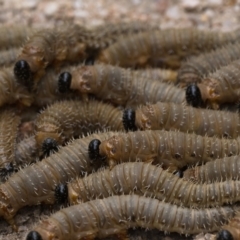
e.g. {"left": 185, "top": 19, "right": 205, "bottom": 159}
{"left": 216, "top": 212, "right": 240, "bottom": 240}
{"left": 0, "top": 25, "right": 33, "bottom": 50}
{"left": 14, "top": 28, "right": 56, "bottom": 90}
{"left": 58, "top": 64, "right": 186, "bottom": 107}
{"left": 0, "top": 109, "right": 20, "bottom": 177}
{"left": 0, "top": 131, "right": 116, "bottom": 229}
{"left": 26, "top": 194, "right": 236, "bottom": 240}
{"left": 35, "top": 100, "right": 124, "bottom": 153}
{"left": 14, "top": 23, "right": 91, "bottom": 90}
{"left": 0, "top": 47, "right": 21, "bottom": 68}
{"left": 96, "top": 28, "right": 240, "bottom": 69}
{"left": 183, "top": 155, "right": 240, "bottom": 183}
{"left": 0, "top": 67, "right": 32, "bottom": 108}
{"left": 89, "top": 21, "right": 160, "bottom": 50}
{"left": 32, "top": 67, "right": 81, "bottom": 107}
{"left": 124, "top": 101, "right": 240, "bottom": 138}
{"left": 177, "top": 42, "right": 240, "bottom": 88}
{"left": 133, "top": 68, "right": 178, "bottom": 84}
{"left": 187, "top": 59, "right": 240, "bottom": 109}
{"left": 60, "top": 22, "right": 160, "bottom": 66}
{"left": 90, "top": 130, "right": 240, "bottom": 171}
{"left": 14, "top": 135, "right": 37, "bottom": 167}
{"left": 0, "top": 126, "right": 37, "bottom": 179}
{"left": 63, "top": 162, "right": 240, "bottom": 208}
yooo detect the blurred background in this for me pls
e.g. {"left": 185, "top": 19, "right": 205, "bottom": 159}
{"left": 0, "top": 0, "right": 239, "bottom": 31}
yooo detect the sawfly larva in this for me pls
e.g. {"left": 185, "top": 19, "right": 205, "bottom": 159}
{"left": 14, "top": 23, "right": 91, "bottom": 90}
{"left": 0, "top": 25, "right": 33, "bottom": 50}
{"left": 14, "top": 135, "right": 37, "bottom": 167}
{"left": 177, "top": 42, "right": 240, "bottom": 87}
{"left": 14, "top": 28, "right": 56, "bottom": 90}
{"left": 183, "top": 155, "right": 240, "bottom": 183}
{"left": 186, "top": 59, "right": 240, "bottom": 109}
{"left": 35, "top": 99, "right": 124, "bottom": 151}
{"left": 0, "top": 109, "right": 20, "bottom": 178}
{"left": 96, "top": 28, "right": 240, "bottom": 69}
{"left": 89, "top": 130, "right": 240, "bottom": 171}
{"left": 51, "top": 22, "right": 159, "bottom": 66}
{"left": 60, "top": 162, "right": 240, "bottom": 208}
{"left": 33, "top": 67, "right": 81, "bottom": 107}
{"left": 89, "top": 21, "right": 160, "bottom": 50}
{"left": 58, "top": 64, "right": 186, "bottom": 107}
{"left": 124, "top": 101, "right": 240, "bottom": 138}
{"left": 0, "top": 131, "right": 116, "bottom": 229}
{"left": 26, "top": 194, "right": 236, "bottom": 240}
{"left": 133, "top": 68, "right": 178, "bottom": 84}
{"left": 0, "top": 47, "right": 21, "bottom": 67}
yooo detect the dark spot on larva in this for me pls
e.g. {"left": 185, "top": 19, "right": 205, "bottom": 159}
{"left": 0, "top": 162, "right": 15, "bottom": 178}
{"left": 216, "top": 230, "right": 234, "bottom": 240}
{"left": 174, "top": 165, "right": 187, "bottom": 178}
{"left": 85, "top": 55, "right": 95, "bottom": 65}
{"left": 131, "top": 215, "right": 136, "bottom": 222}
{"left": 174, "top": 170, "right": 183, "bottom": 178}
{"left": 58, "top": 72, "right": 72, "bottom": 93}
{"left": 223, "top": 133, "right": 230, "bottom": 138}
{"left": 191, "top": 152, "right": 196, "bottom": 157}
{"left": 55, "top": 184, "right": 68, "bottom": 204}
{"left": 236, "top": 101, "right": 240, "bottom": 113}
{"left": 186, "top": 84, "right": 202, "bottom": 108}
{"left": 174, "top": 153, "right": 181, "bottom": 159}
{"left": 26, "top": 231, "right": 43, "bottom": 240}
{"left": 4, "top": 162, "right": 14, "bottom": 174}
{"left": 42, "top": 138, "right": 58, "bottom": 157}
{"left": 123, "top": 109, "right": 137, "bottom": 131}
{"left": 88, "top": 139, "right": 103, "bottom": 161}
{"left": 14, "top": 60, "right": 32, "bottom": 91}
{"left": 209, "top": 153, "right": 214, "bottom": 158}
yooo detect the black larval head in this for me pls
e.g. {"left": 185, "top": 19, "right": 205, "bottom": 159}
{"left": 122, "top": 109, "right": 137, "bottom": 131}
{"left": 216, "top": 230, "right": 234, "bottom": 240}
{"left": 58, "top": 72, "right": 72, "bottom": 93}
{"left": 55, "top": 183, "right": 68, "bottom": 204}
{"left": 26, "top": 231, "right": 43, "bottom": 240}
{"left": 42, "top": 138, "right": 58, "bottom": 157}
{"left": 186, "top": 84, "right": 202, "bottom": 108}
{"left": 88, "top": 139, "right": 102, "bottom": 161}
{"left": 14, "top": 60, "right": 33, "bottom": 90}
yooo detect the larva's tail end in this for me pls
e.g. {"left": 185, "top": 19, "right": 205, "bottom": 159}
{"left": 14, "top": 60, "right": 32, "bottom": 91}
{"left": 42, "top": 138, "right": 59, "bottom": 157}
{"left": 58, "top": 72, "right": 72, "bottom": 93}
{"left": 216, "top": 230, "right": 234, "bottom": 240}
{"left": 186, "top": 84, "right": 203, "bottom": 108}
{"left": 26, "top": 231, "right": 43, "bottom": 240}
{"left": 123, "top": 109, "right": 137, "bottom": 132}
{"left": 55, "top": 184, "right": 68, "bottom": 204}
{"left": 88, "top": 139, "right": 104, "bottom": 162}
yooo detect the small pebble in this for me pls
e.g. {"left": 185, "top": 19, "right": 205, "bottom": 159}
{"left": 44, "top": 2, "right": 59, "bottom": 16}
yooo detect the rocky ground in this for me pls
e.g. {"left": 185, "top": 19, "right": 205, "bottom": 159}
{"left": 1, "top": 0, "right": 240, "bottom": 31}
{"left": 0, "top": 0, "right": 239, "bottom": 239}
